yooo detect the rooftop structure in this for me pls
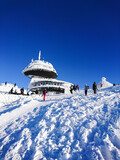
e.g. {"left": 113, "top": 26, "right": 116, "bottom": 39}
{"left": 22, "top": 51, "right": 58, "bottom": 79}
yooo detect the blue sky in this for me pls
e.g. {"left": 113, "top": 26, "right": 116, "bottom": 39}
{"left": 0, "top": 0, "right": 120, "bottom": 89}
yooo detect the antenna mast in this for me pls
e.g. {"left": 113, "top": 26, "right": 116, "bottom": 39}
{"left": 38, "top": 50, "right": 41, "bottom": 60}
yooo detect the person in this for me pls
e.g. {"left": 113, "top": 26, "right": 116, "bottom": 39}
{"left": 76, "top": 84, "right": 79, "bottom": 90}
{"left": 70, "top": 85, "right": 73, "bottom": 94}
{"left": 27, "top": 88, "right": 30, "bottom": 95}
{"left": 43, "top": 88, "right": 47, "bottom": 101}
{"left": 20, "top": 88, "right": 24, "bottom": 95}
{"left": 101, "top": 83, "right": 103, "bottom": 87}
{"left": 35, "top": 89, "right": 38, "bottom": 94}
{"left": 73, "top": 84, "right": 76, "bottom": 91}
{"left": 9, "top": 87, "right": 13, "bottom": 94}
{"left": 84, "top": 84, "right": 88, "bottom": 96}
{"left": 92, "top": 82, "right": 97, "bottom": 94}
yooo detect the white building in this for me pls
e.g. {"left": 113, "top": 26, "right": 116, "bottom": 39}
{"left": 97, "top": 77, "right": 113, "bottom": 89}
{"left": 22, "top": 51, "right": 72, "bottom": 94}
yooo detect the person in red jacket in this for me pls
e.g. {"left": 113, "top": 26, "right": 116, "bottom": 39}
{"left": 43, "top": 89, "right": 47, "bottom": 101}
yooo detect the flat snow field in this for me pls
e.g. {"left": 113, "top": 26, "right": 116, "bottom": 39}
{"left": 0, "top": 86, "right": 120, "bottom": 160}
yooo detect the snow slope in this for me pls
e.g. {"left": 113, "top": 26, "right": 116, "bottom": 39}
{"left": 0, "top": 86, "right": 120, "bottom": 160}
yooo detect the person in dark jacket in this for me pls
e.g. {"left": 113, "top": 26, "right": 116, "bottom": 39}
{"left": 84, "top": 84, "right": 88, "bottom": 96}
{"left": 20, "top": 88, "right": 24, "bottom": 95}
{"left": 35, "top": 89, "right": 38, "bottom": 94}
{"left": 92, "top": 82, "right": 97, "bottom": 94}
{"left": 73, "top": 84, "right": 76, "bottom": 91}
{"left": 9, "top": 87, "right": 13, "bottom": 94}
{"left": 43, "top": 89, "right": 47, "bottom": 101}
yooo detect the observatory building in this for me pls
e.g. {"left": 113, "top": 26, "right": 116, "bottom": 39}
{"left": 22, "top": 51, "right": 72, "bottom": 94}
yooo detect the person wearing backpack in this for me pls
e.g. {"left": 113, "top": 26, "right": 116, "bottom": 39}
{"left": 70, "top": 85, "right": 73, "bottom": 94}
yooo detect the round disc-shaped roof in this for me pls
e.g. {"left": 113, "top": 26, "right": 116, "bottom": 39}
{"left": 23, "top": 69, "right": 58, "bottom": 79}
{"left": 23, "top": 59, "right": 58, "bottom": 79}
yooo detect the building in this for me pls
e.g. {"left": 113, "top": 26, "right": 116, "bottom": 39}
{"left": 97, "top": 77, "right": 113, "bottom": 89}
{"left": 22, "top": 51, "right": 72, "bottom": 94}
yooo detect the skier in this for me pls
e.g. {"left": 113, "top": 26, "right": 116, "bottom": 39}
{"left": 92, "top": 82, "right": 97, "bottom": 94}
{"left": 43, "top": 88, "right": 47, "bottom": 101}
{"left": 84, "top": 84, "right": 88, "bottom": 96}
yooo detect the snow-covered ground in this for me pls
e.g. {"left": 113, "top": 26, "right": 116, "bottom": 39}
{"left": 0, "top": 86, "right": 120, "bottom": 160}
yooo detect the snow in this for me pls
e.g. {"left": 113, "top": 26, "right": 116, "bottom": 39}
{"left": 0, "top": 85, "right": 120, "bottom": 160}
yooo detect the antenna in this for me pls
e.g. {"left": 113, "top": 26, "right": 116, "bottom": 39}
{"left": 38, "top": 50, "right": 41, "bottom": 60}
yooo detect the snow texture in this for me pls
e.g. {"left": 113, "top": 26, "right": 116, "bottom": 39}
{"left": 0, "top": 85, "right": 120, "bottom": 160}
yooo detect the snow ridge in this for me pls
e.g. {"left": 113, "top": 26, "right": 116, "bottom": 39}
{"left": 0, "top": 86, "right": 120, "bottom": 160}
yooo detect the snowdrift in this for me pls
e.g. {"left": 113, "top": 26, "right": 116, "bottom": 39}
{"left": 0, "top": 85, "right": 120, "bottom": 160}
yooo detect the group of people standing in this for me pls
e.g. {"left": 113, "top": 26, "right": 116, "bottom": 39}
{"left": 84, "top": 82, "right": 97, "bottom": 96}
{"left": 70, "top": 82, "right": 98, "bottom": 96}
{"left": 44, "top": 82, "right": 97, "bottom": 101}
{"left": 70, "top": 84, "right": 79, "bottom": 94}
